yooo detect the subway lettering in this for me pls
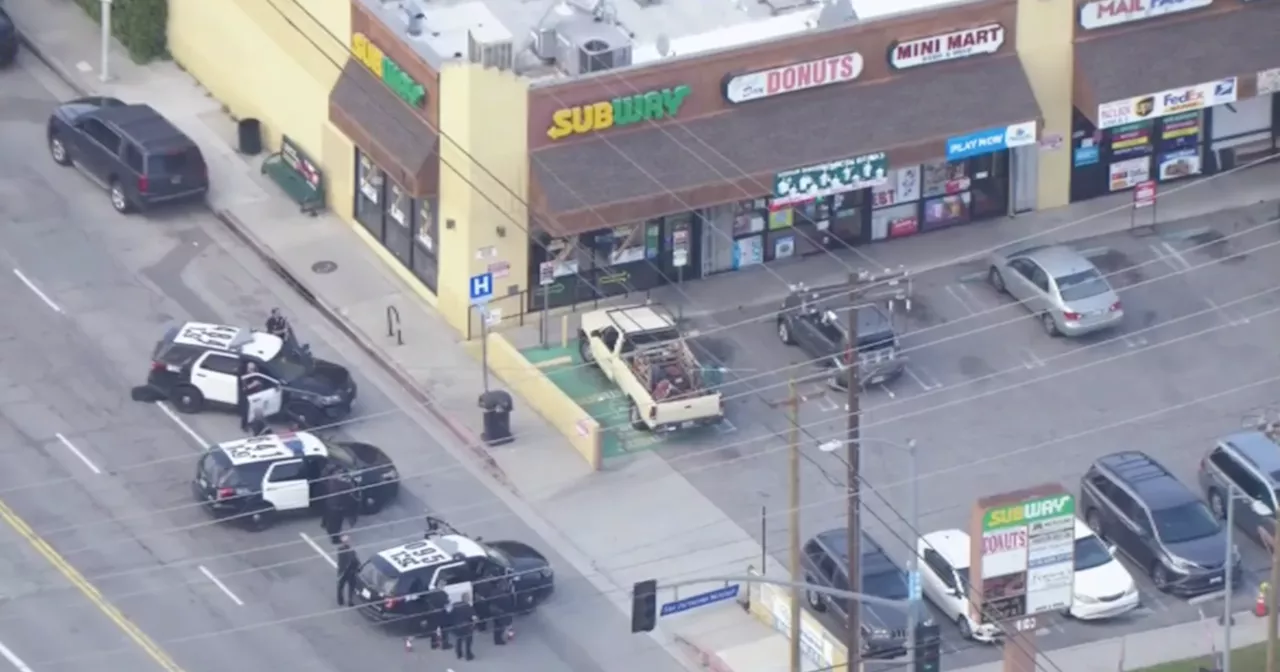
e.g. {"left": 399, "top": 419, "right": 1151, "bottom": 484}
{"left": 547, "top": 85, "right": 692, "bottom": 140}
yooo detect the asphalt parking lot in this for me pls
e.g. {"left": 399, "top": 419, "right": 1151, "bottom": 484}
{"left": 653, "top": 205, "right": 1280, "bottom": 668}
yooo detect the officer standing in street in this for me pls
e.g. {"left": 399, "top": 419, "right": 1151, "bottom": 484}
{"left": 451, "top": 594, "right": 477, "bottom": 661}
{"left": 424, "top": 582, "right": 451, "bottom": 650}
{"left": 318, "top": 465, "right": 346, "bottom": 544}
{"left": 335, "top": 535, "right": 359, "bottom": 606}
{"left": 488, "top": 587, "right": 515, "bottom": 645}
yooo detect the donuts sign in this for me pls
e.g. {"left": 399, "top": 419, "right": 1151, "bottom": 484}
{"left": 723, "top": 53, "right": 864, "bottom": 104}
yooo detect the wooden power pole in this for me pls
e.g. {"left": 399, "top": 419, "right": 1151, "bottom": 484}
{"left": 787, "top": 379, "right": 802, "bottom": 672}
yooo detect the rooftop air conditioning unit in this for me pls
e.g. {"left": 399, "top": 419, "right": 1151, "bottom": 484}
{"left": 468, "top": 31, "right": 515, "bottom": 70}
{"left": 554, "top": 17, "right": 631, "bottom": 76}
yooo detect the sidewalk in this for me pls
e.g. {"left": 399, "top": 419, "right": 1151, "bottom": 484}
{"left": 4, "top": 1, "right": 790, "bottom": 670}
{"left": 9, "top": 1, "right": 1280, "bottom": 669}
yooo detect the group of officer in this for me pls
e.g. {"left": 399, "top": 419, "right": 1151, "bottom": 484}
{"left": 333, "top": 520, "right": 517, "bottom": 662}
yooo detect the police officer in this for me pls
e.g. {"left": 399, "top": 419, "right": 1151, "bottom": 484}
{"left": 424, "top": 582, "right": 451, "bottom": 649}
{"left": 335, "top": 535, "right": 359, "bottom": 606}
{"left": 451, "top": 594, "right": 477, "bottom": 661}
{"left": 488, "top": 587, "right": 515, "bottom": 645}
{"left": 318, "top": 464, "right": 347, "bottom": 544}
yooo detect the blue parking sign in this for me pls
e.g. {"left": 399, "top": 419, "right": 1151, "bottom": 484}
{"left": 469, "top": 273, "right": 493, "bottom": 304}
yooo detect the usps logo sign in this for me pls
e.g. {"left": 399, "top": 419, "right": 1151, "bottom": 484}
{"left": 889, "top": 24, "right": 1004, "bottom": 70}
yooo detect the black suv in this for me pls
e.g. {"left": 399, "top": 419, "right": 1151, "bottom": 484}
{"left": 1198, "top": 431, "right": 1280, "bottom": 553}
{"left": 47, "top": 97, "right": 208, "bottom": 213}
{"left": 802, "top": 529, "right": 911, "bottom": 658}
{"left": 1081, "top": 451, "right": 1238, "bottom": 596}
{"left": 0, "top": 6, "right": 17, "bottom": 68}
{"left": 777, "top": 283, "right": 906, "bottom": 389}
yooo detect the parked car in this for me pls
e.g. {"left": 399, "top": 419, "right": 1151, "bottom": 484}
{"left": 1080, "top": 451, "right": 1239, "bottom": 597}
{"left": 1197, "top": 430, "right": 1280, "bottom": 553}
{"left": 47, "top": 97, "right": 208, "bottom": 213}
{"left": 0, "top": 5, "right": 17, "bottom": 68}
{"left": 1068, "top": 518, "right": 1140, "bottom": 620}
{"left": 916, "top": 529, "right": 1001, "bottom": 643}
{"left": 801, "top": 529, "right": 913, "bottom": 658}
{"left": 777, "top": 283, "right": 905, "bottom": 389}
{"left": 987, "top": 245, "right": 1123, "bottom": 337}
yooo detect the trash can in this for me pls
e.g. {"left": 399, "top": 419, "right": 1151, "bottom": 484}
{"left": 478, "top": 390, "right": 514, "bottom": 446}
{"left": 238, "top": 118, "right": 262, "bottom": 156}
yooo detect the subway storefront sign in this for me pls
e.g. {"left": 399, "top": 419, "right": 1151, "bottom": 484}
{"left": 352, "top": 33, "right": 426, "bottom": 108}
{"left": 547, "top": 86, "right": 692, "bottom": 140}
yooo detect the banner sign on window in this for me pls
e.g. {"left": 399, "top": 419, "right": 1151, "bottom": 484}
{"left": 1097, "top": 77, "right": 1236, "bottom": 129}
{"left": 772, "top": 153, "right": 888, "bottom": 207}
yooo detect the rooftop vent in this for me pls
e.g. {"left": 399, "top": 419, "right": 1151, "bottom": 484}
{"left": 554, "top": 16, "right": 631, "bottom": 76}
{"left": 468, "top": 30, "right": 514, "bottom": 70}
{"left": 401, "top": 0, "right": 426, "bottom": 36}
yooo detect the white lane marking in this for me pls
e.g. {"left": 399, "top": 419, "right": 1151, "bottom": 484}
{"left": 1204, "top": 298, "right": 1248, "bottom": 326}
{"left": 944, "top": 285, "right": 976, "bottom": 315}
{"left": 904, "top": 366, "right": 932, "bottom": 392}
{"left": 879, "top": 384, "right": 896, "bottom": 399}
{"left": 1187, "top": 590, "right": 1225, "bottom": 605}
{"left": 155, "top": 401, "right": 208, "bottom": 447}
{"left": 1161, "top": 241, "right": 1194, "bottom": 271}
{"left": 300, "top": 532, "right": 338, "bottom": 568}
{"left": 12, "top": 269, "right": 63, "bottom": 314}
{"left": 1023, "top": 349, "right": 1046, "bottom": 368}
{"left": 198, "top": 565, "right": 245, "bottom": 606}
{"left": 0, "top": 638, "right": 35, "bottom": 672}
{"left": 816, "top": 395, "right": 839, "bottom": 412}
{"left": 957, "top": 283, "right": 989, "bottom": 310}
{"left": 54, "top": 432, "right": 101, "bottom": 475}
{"left": 1149, "top": 244, "right": 1179, "bottom": 273}
{"left": 904, "top": 365, "right": 942, "bottom": 391}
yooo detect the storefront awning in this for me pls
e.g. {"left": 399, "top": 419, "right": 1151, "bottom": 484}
{"left": 329, "top": 60, "right": 438, "bottom": 197}
{"left": 531, "top": 54, "right": 1040, "bottom": 235}
{"left": 1077, "top": 6, "right": 1280, "bottom": 110}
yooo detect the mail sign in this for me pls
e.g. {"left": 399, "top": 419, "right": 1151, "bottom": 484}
{"left": 1079, "top": 0, "right": 1214, "bottom": 30}
{"left": 946, "top": 121, "right": 1037, "bottom": 161}
{"left": 889, "top": 24, "right": 1005, "bottom": 70}
{"left": 723, "top": 53, "right": 863, "bottom": 104}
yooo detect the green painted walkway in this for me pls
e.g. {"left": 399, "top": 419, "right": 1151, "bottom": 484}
{"left": 520, "top": 345, "right": 664, "bottom": 459}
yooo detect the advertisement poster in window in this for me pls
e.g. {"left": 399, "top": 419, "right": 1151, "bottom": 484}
{"left": 922, "top": 160, "right": 971, "bottom": 198}
{"left": 733, "top": 201, "right": 766, "bottom": 237}
{"left": 888, "top": 217, "right": 920, "bottom": 239}
{"left": 1157, "top": 111, "right": 1201, "bottom": 181}
{"left": 773, "top": 235, "right": 796, "bottom": 260}
{"left": 733, "top": 237, "right": 764, "bottom": 269}
{"left": 1260, "top": 68, "right": 1280, "bottom": 96}
{"left": 769, "top": 208, "right": 794, "bottom": 230}
{"left": 1109, "top": 121, "right": 1152, "bottom": 159}
{"left": 922, "top": 193, "right": 970, "bottom": 231}
{"left": 607, "top": 226, "right": 647, "bottom": 265}
{"left": 871, "top": 202, "right": 917, "bottom": 240}
{"left": 388, "top": 184, "right": 408, "bottom": 227}
{"left": 1108, "top": 156, "right": 1150, "bottom": 191}
{"left": 358, "top": 155, "right": 382, "bottom": 203}
{"left": 872, "top": 165, "right": 921, "bottom": 209}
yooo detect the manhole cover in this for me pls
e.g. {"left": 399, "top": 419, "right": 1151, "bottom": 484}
{"left": 311, "top": 261, "right": 338, "bottom": 274}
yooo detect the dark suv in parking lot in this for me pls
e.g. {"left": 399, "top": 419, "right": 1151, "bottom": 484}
{"left": 47, "top": 97, "right": 208, "bottom": 213}
{"left": 1198, "top": 431, "right": 1280, "bottom": 553}
{"left": 802, "top": 529, "right": 912, "bottom": 658}
{"left": 1081, "top": 451, "right": 1238, "bottom": 597}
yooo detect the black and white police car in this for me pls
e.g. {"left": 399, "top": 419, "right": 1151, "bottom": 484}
{"left": 193, "top": 432, "right": 399, "bottom": 528}
{"left": 354, "top": 533, "right": 554, "bottom": 630}
{"left": 143, "top": 322, "right": 356, "bottom": 427}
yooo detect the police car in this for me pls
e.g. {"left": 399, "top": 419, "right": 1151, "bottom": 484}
{"left": 144, "top": 322, "right": 356, "bottom": 427}
{"left": 354, "top": 534, "right": 554, "bottom": 629}
{"left": 193, "top": 432, "right": 399, "bottom": 528}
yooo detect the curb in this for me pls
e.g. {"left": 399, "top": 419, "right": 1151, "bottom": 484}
{"left": 15, "top": 28, "right": 90, "bottom": 96}
{"left": 210, "top": 209, "right": 516, "bottom": 493}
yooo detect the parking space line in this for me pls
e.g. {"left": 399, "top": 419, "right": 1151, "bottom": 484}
{"left": 1149, "top": 244, "right": 1179, "bottom": 272}
{"left": 816, "top": 394, "right": 840, "bottom": 412}
{"left": 879, "top": 384, "right": 896, "bottom": 399}
{"left": 1019, "top": 349, "right": 1046, "bottom": 369}
{"left": 714, "top": 418, "right": 738, "bottom": 435}
{"left": 0, "top": 639, "right": 34, "bottom": 672}
{"left": 956, "top": 283, "right": 991, "bottom": 311}
{"left": 1204, "top": 298, "right": 1250, "bottom": 326}
{"left": 1187, "top": 590, "right": 1225, "bottom": 606}
{"left": 944, "top": 285, "right": 976, "bottom": 315}
{"left": 55, "top": 432, "right": 101, "bottom": 475}
{"left": 155, "top": 401, "right": 208, "bottom": 448}
{"left": 904, "top": 366, "right": 940, "bottom": 392}
{"left": 1160, "top": 241, "right": 1194, "bottom": 271}
{"left": 12, "top": 269, "right": 63, "bottom": 314}
{"left": 198, "top": 565, "right": 244, "bottom": 606}
{"left": 299, "top": 532, "right": 338, "bottom": 568}
{"left": 1122, "top": 334, "right": 1149, "bottom": 348}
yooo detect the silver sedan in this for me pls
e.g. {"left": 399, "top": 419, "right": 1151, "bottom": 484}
{"left": 987, "top": 245, "right": 1124, "bottom": 337}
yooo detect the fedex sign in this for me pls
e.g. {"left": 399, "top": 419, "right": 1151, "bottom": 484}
{"left": 1079, "top": 0, "right": 1213, "bottom": 30}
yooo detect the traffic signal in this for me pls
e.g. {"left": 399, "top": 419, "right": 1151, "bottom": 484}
{"left": 914, "top": 623, "right": 941, "bottom": 672}
{"left": 631, "top": 579, "right": 657, "bottom": 633}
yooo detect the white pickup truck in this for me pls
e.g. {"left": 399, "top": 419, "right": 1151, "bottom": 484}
{"left": 578, "top": 306, "right": 724, "bottom": 432}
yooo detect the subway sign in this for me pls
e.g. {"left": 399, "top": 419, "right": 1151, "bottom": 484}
{"left": 546, "top": 85, "right": 691, "bottom": 140}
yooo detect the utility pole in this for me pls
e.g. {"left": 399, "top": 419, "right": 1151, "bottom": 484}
{"left": 1268, "top": 507, "right": 1280, "bottom": 671}
{"left": 846, "top": 281, "right": 864, "bottom": 670}
{"left": 1223, "top": 484, "right": 1237, "bottom": 672}
{"left": 787, "top": 379, "right": 802, "bottom": 672}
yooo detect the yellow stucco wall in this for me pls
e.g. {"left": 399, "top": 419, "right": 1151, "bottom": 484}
{"left": 437, "top": 63, "right": 532, "bottom": 335}
{"left": 167, "top": 0, "right": 354, "bottom": 215}
{"left": 1016, "top": 0, "right": 1075, "bottom": 210}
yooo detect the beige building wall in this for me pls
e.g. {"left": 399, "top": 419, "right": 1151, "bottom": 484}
{"left": 167, "top": 0, "right": 355, "bottom": 216}
{"left": 1016, "top": 0, "right": 1075, "bottom": 209}
{"left": 437, "top": 63, "right": 532, "bottom": 334}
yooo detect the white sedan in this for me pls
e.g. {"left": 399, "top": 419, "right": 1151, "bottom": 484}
{"left": 1069, "top": 519, "right": 1140, "bottom": 620}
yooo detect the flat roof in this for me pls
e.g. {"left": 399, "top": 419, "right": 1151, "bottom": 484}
{"left": 355, "top": 0, "right": 984, "bottom": 80}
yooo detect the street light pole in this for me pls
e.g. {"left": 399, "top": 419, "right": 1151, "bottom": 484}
{"left": 99, "top": 0, "right": 113, "bottom": 82}
{"left": 1224, "top": 483, "right": 1237, "bottom": 672}
{"left": 819, "top": 436, "right": 918, "bottom": 667}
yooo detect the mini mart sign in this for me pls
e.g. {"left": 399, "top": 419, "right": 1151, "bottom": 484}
{"left": 1079, "top": 0, "right": 1214, "bottom": 30}
{"left": 889, "top": 24, "right": 1004, "bottom": 70}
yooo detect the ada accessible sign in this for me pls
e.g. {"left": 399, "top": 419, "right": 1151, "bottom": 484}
{"left": 547, "top": 86, "right": 691, "bottom": 140}
{"left": 723, "top": 53, "right": 863, "bottom": 104}
{"left": 773, "top": 153, "right": 888, "bottom": 207}
{"left": 1097, "top": 77, "right": 1236, "bottom": 129}
{"left": 1080, "top": 0, "right": 1214, "bottom": 30}
{"left": 888, "top": 24, "right": 1004, "bottom": 70}
{"left": 945, "top": 121, "right": 1037, "bottom": 161}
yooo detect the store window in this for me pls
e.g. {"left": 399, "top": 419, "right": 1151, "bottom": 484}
{"left": 921, "top": 159, "right": 972, "bottom": 232}
{"left": 355, "top": 152, "right": 384, "bottom": 236}
{"left": 969, "top": 152, "right": 1008, "bottom": 219}
{"left": 731, "top": 199, "right": 768, "bottom": 270}
{"left": 1157, "top": 112, "right": 1202, "bottom": 180}
{"left": 412, "top": 197, "right": 439, "bottom": 292}
{"left": 384, "top": 182, "right": 413, "bottom": 268}
{"left": 871, "top": 165, "right": 922, "bottom": 241}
